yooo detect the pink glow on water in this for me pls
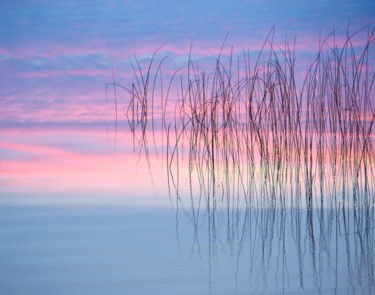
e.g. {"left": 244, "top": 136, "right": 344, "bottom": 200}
{"left": 0, "top": 128, "right": 170, "bottom": 206}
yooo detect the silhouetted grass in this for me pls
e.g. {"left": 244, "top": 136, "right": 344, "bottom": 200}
{"left": 109, "top": 26, "right": 375, "bottom": 292}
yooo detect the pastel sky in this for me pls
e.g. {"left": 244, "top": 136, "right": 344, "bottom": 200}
{"left": 0, "top": 0, "right": 374, "bottom": 206}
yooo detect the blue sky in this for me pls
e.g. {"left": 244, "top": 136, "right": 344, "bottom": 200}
{"left": 0, "top": 0, "right": 373, "bottom": 206}
{"left": 1, "top": 0, "right": 373, "bottom": 129}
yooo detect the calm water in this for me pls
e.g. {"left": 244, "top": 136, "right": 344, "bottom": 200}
{"left": 1, "top": 1, "right": 374, "bottom": 294}
{"left": 0, "top": 204, "right": 373, "bottom": 294}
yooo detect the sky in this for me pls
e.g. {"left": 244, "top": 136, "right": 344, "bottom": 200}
{"left": 0, "top": 0, "right": 374, "bottom": 207}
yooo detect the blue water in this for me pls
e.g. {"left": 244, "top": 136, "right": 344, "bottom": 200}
{"left": 0, "top": 205, "right": 373, "bottom": 294}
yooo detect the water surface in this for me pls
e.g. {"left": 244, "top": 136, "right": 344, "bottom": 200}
{"left": 1, "top": 205, "right": 373, "bottom": 294}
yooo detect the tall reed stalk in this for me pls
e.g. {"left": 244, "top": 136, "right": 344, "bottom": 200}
{"left": 109, "top": 27, "right": 375, "bottom": 291}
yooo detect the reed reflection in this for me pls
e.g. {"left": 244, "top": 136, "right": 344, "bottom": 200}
{"left": 112, "top": 27, "right": 375, "bottom": 293}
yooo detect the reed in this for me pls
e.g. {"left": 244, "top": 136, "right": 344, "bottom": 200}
{"left": 109, "top": 26, "right": 375, "bottom": 218}
{"left": 109, "top": 27, "right": 375, "bottom": 290}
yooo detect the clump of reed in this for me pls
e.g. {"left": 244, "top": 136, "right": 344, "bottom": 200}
{"left": 109, "top": 27, "right": 375, "bottom": 292}
{"left": 112, "top": 27, "right": 374, "bottom": 212}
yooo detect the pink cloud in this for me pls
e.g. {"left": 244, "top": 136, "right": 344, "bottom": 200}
{"left": 16, "top": 68, "right": 113, "bottom": 79}
{"left": 0, "top": 30, "right": 329, "bottom": 61}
